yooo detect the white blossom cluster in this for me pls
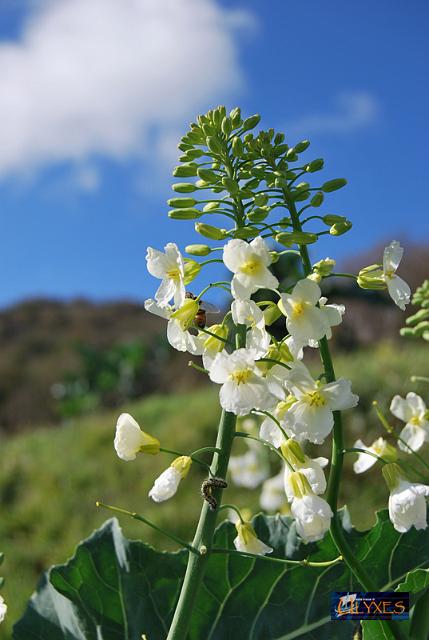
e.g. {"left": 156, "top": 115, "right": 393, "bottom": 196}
{"left": 112, "top": 233, "right": 421, "bottom": 555}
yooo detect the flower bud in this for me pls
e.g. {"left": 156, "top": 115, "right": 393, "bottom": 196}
{"left": 276, "top": 231, "right": 318, "bottom": 246}
{"left": 321, "top": 178, "right": 347, "bottom": 192}
{"left": 168, "top": 208, "right": 202, "bottom": 220}
{"left": 173, "top": 163, "right": 198, "bottom": 177}
{"left": 231, "top": 136, "right": 244, "bottom": 157}
{"left": 183, "top": 259, "right": 201, "bottom": 284}
{"left": 172, "top": 182, "right": 197, "bottom": 193}
{"left": 171, "top": 298, "right": 199, "bottom": 330}
{"left": 281, "top": 439, "right": 306, "bottom": 466}
{"left": 329, "top": 220, "right": 352, "bottom": 236}
{"left": 248, "top": 207, "right": 269, "bottom": 223}
{"left": 114, "top": 413, "right": 160, "bottom": 461}
{"left": 294, "top": 140, "right": 310, "bottom": 153}
{"left": 230, "top": 107, "right": 242, "bottom": 128}
{"left": 203, "top": 323, "right": 228, "bottom": 353}
{"left": 289, "top": 471, "right": 313, "bottom": 499}
{"left": 207, "top": 136, "right": 224, "bottom": 155}
{"left": 310, "top": 192, "right": 324, "bottom": 207}
{"left": 313, "top": 257, "right": 336, "bottom": 277}
{"left": 185, "top": 244, "right": 211, "bottom": 257}
{"left": 202, "top": 201, "right": 219, "bottom": 212}
{"left": 231, "top": 227, "right": 259, "bottom": 239}
{"left": 262, "top": 302, "right": 282, "bottom": 326}
{"left": 197, "top": 168, "right": 219, "bottom": 183}
{"left": 167, "top": 198, "right": 197, "bottom": 208}
{"left": 221, "top": 116, "right": 232, "bottom": 136}
{"left": 195, "top": 223, "right": 228, "bottom": 240}
{"left": 357, "top": 265, "right": 386, "bottom": 290}
{"left": 242, "top": 114, "right": 261, "bottom": 132}
{"left": 382, "top": 463, "right": 403, "bottom": 492}
{"left": 322, "top": 214, "right": 346, "bottom": 225}
{"left": 306, "top": 158, "right": 324, "bottom": 172}
{"left": 234, "top": 521, "right": 273, "bottom": 556}
{"left": 171, "top": 455, "right": 192, "bottom": 478}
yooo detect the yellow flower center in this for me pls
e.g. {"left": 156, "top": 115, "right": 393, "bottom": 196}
{"left": 292, "top": 301, "right": 305, "bottom": 318}
{"left": 167, "top": 267, "right": 181, "bottom": 280}
{"left": 240, "top": 257, "right": 262, "bottom": 275}
{"left": 410, "top": 416, "right": 421, "bottom": 426}
{"left": 230, "top": 368, "right": 252, "bottom": 385}
{"left": 305, "top": 391, "right": 326, "bottom": 407}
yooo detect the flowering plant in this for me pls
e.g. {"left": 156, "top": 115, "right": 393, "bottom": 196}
{"left": 13, "top": 107, "right": 429, "bottom": 640}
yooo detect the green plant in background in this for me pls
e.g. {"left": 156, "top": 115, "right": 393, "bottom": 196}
{"left": 401, "top": 280, "right": 429, "bottom": 343}
{"left": 11, "top": 107, "right": 429, "bottom": 640}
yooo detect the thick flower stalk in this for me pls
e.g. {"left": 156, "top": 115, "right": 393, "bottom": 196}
{"left": 107, "top": 106, "right": 416, "bottom": 639}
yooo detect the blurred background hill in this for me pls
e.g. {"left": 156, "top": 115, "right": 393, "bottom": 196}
{"left": 0, "top": 241, "right": 426, "bottom": 432}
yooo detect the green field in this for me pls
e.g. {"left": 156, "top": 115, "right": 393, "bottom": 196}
{"left": 0, "top": 341, "right": 428, "bottom": 637}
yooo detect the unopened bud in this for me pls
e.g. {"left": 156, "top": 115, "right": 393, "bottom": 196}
{"left": 321, "top": 178, "right": 347, "bottom": 192}
{"left": 310, "top": 192, "right": 324, "bottom": 207}
{"left": 313, "top": 257, "right": 336, "bottom": 277}
{"left": 172, "top": 182, "right": 197, "bottom": 193}
{"left": 171, "top": 456, "right": 192, "bottom": 478}
{"left": 195, "top": 223, "right": 228, "bottom": 240}
{"left": 173, "top": 163, "right": 198, "bottom": 178}
{"left": 357, "top": 265, "right": 386, "bottom": 290}
{"left": 185, "top": 244, "right": 211, "bottom": 257}
{"left": 281, "top": 439, "right": 306, "bottom": 466}
{"left": 289, "top": 471, "right": 313, "bottom": 499}
{"left": 306, "top": 158, "right": 324, "bottom": 172}
{"left": 242, "top": 114, "right": 261, "bottom": 132}
{"left": 294, "top": 140, "right": 310, "bottom": 153}
{"left": 330, "top": 220, "right": 352, "bottom": 236}
{"left": 167, "top": 198, "right": 197, "bottom": 208}
{"left": 276, "top": 231, "right": 318, "bottom": 246}
{"left": 382, "top": 463, "right": 402, "bottom": 492}
{"left": 183, "top": 259, "right": 201, "bottom": 284}
{"left": 168, "top": 208, "right": 202, "bottom": 220}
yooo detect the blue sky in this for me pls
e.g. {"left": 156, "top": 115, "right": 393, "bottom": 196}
{"left": 0, "top": 0, "right": 427, "bottom": 307}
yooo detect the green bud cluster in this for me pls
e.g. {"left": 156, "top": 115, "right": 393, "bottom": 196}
{"left": 400, "top": 279, "right": 429, "bottom": 341}
{"left": 166, "top": 105, "right": 354, "bottom": 254}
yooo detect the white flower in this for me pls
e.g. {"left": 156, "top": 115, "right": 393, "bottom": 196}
{"left": 0, "top": 596, "right": 6, "bottom": 623}
{"left": 284, "top": 456, "right": 328, "bottom": 501}
{"left": 234, "top": 521, "right": 273, "bottom": 555}
{"left": 388, "top": 480, "right": 429, "bottom": 533}
{"left": 382, "top": 241, "right": 411, "bottom": 310}
{"left": 278, "top": 278, "right": 330, "bottom": 343}
{"left": 149, "top": 456, "right": 192, "bottom": 503}
{"left": 284, "top": 362, "right": 358, "bottom": 444}
{"left": 353, "top": 437, "right": 397, "bottom": 474}
{"left": 145, "top": 297, "right": 204, "bottom": 355}
{"left": 291, "top": 494, "right": 333, "bottom": 543}
{"left": 229, "top": 448, "right": 270, "bottom": 489}
{"left": 231, "top": 299, "right": 271, "bottom": 356}
{"left": 258, "top": 337, "right": 304, "bottom": 400}
{"left": 259, "top": 398, "right": 296, "bottom": 447}
{"left": 223, "top": 237, "right": 279, "bottom": 299}
{"left": 114, "top": 413, "right": 160, "bottom": 461}
{"left": 201, "top": 323, "right": 228, "bottom": 370}
{"left": 390, "top": 392, "right": 429, "bottom": 453}
{"left": 146, "top": 242, "right": 185, "bottom": 307}
{"left": 288, "top": 470, "right": 332, "bottom": 543}
{"left": 208, "top": 348, "right": 274, "bottom": 416}
{"left": 307, "top": 297, "right": 345, "bottom": 347}
{"left": 260, "top": 470, "right": 287, "bottom": 512}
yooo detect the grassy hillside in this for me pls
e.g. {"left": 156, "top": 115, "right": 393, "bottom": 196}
{"left": 0, "top": 341, "right": 427, "bottom": 636}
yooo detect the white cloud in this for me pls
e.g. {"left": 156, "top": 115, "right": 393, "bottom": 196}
{"left": 0, "top": 0, "right": 252, "bottom": 180}
{"left": 287, "top": 92, "right": 379, "bottom": 137}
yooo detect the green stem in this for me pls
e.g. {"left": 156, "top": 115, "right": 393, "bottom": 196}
{"left": 212, "top": 548, "right": 343, "bottom": 567}
{"left": 95, "top": 502, "right": 199, "bottom": 555}
{"left": 166, "top": 324, "right": 247, "bottom": 640}
{"left": 284, "top": 184, "right": 401, "bottom": 639}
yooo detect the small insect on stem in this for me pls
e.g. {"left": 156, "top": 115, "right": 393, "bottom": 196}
{"left": 201, "top": 477, "right": 228, "bottom": 510}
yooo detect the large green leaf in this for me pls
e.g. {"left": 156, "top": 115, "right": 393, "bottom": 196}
{"left": 13, "top": 511, "right": 429, "bottom": 640}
